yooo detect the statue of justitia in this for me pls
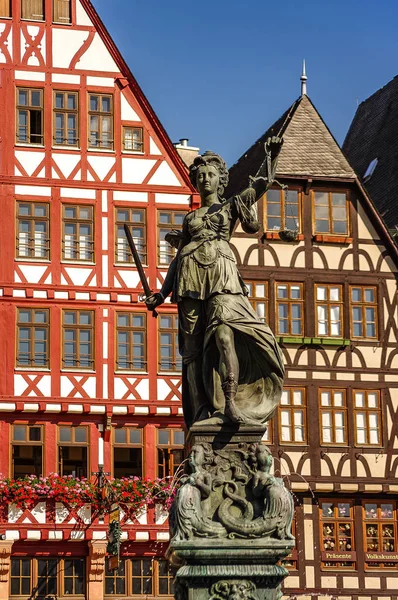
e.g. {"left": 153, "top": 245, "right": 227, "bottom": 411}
{"left": 145, "top": 138, "right": 285, "bottom": 429}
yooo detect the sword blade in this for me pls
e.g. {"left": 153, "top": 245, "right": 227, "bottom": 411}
{"left": 123, "top": 223, "right": 152, "bottom": 298}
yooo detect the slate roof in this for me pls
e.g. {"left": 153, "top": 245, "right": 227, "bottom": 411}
{"left": 343, "top": 75, "right": 398, "bottom": 229}
{"left": 226, "top": 95, "right": 355, "bottom": 197}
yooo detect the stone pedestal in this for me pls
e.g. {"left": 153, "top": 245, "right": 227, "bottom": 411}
{"left": 167, "top": 424, "right": 294, "bottom": 600}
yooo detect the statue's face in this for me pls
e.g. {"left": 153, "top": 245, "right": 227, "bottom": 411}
{"left": 190, "top": 445, "right": 205, "bottom": 467}
{"left": 196, "top": 164, "right": 220, "bottom": 197}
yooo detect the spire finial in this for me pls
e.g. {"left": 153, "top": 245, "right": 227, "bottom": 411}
{"left": 300, "top": 59, "right": 307, "bottom": 96}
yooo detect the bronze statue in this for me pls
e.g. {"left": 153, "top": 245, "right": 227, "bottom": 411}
{"left": 146, "top": 139, "right": 285, "bottom": 428}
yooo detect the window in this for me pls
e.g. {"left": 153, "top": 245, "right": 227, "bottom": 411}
{"left": 104, "top": 558, "right": 176, "bottom": 597}
{"left": 21, "top": 0, "right": 44, "bottom": 20}
{"left": 62, "top": 204, "right": 94, "bottom": 262}
{"left": 17, "top": 201, "right": 49, "bottom": 260}
{"left": 17, "top": 308, "right": 49, "bottom": 368}
{"left": 158, "top": 211, "right": 185, "bottom": 265}
{"left": 53, "top": 0, "right": 71, "bottom": 23}
{"left": 319, "top": 389, "right": 347, "bottom": 445}
{"left": 116, "top": 313, "right": 146, "bottom": 371}
{"left": 11, "top": 558, "right": 85, "bottom": 597}
{"left": 10, "top": 559, "right": 31, "bottom": 596}
{"left": 115, "top": 208, "right": 146, "bottom": 264}
{"left": 313, "top": 191, "right": 348, "bottom": 235}
{"left": 113, "top": 428, "right": 143, "bottom": 479}
{"left": 264, "top": 188, "right": 300, "bottom": 232}
{"left": 58, "top": 426, "right": 88, "bottom": 477}
{"left": 131, "top": 559, "right": 153, "bottom": 595}
{"left": 278, "top": 388, "right": 306, "bottom": 443}
{"left": 88, "top": 93, "right": 113, "bottom": 149}
{"left": 354, "top": 390, "right": 381, "bottom": 446}
{"left": 123, "top": 126, "right": 144, "bottom": 152}
{"left": 53, "top": 91, "right": 78, "bottom": 146}
{"left": 159, "top": 314, "right": 181, "bottom": 372}
{"left": 157, "top": 429, "right": 185, "bottom": 478}
{"left": 63, "top": 310, "right": 94, "bottom": 369}
{"left": 16, "top": 88, "right": 44, "bottom": 144}
{"left": 12, "top": 424, "right": 43, "bottom": 478}
{"left": 350, "top": 286, "right": 377, "bottom": 339}
{"left": 315, "top": 284, "right": 343, "bottom": 337}
{"left": 246, "top": 281, "right": 268, "bottom": 322}
{"left": 276, "top": 283, "right": 304, "bottom": 336}
{"left": 0, "top": 0, "right": 11, "bottom": 17}
{"left": 364, "top": 502, "right": 397, "bottom": 569}
{"left": 320, "top": 501, "right": 355, "bottom": 570}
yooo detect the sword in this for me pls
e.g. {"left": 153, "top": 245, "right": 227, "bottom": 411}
{"left": 123, "top": 223, "right": 158, "bottom": 318}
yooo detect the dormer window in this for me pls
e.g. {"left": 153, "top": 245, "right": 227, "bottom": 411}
{"left": 363, "top": 158, "right": 378, "bottom": 181}
{"left": 313, "top": 191, "right": 349, "bottom": 236}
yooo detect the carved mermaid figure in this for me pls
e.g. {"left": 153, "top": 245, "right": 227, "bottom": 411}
{"left": 146, "top": 139, "right": 285, "bottom": 428}
{"left": 170, "top": 443, "right": 227, "bottom": 540}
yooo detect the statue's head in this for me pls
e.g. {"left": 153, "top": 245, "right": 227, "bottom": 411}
{"left": 189, "top": 151, "right": 229, "bottom": 199}
{"left": 189, "top": 443, "right": 213, "bottom": 469}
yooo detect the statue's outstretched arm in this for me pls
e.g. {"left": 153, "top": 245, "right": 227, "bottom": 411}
{"left": 236, "top": 136, "right": 283, "bottom": 206}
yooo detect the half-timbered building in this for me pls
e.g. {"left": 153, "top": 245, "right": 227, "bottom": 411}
{"left": 0, "top": 1, "right": 199, "bottom": 598}
{"left": 226, "top": 89, "right": 398, "bottom": 600}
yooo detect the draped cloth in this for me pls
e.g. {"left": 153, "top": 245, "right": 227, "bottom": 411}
{"left": 173, "top": 198, "right": 285, "bottom": 428}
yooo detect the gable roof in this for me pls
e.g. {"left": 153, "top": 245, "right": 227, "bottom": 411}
{"left": 226, "top": 95, "right": 355, "bottom": 196}
{"left": 81, "top": 0, "right": 193, "bottom": 190}
{"left": 225, "top": 94, "right": 398, "bottom": 266}
{"left": 343, "top": 75, "right": 398, "bottom": 229}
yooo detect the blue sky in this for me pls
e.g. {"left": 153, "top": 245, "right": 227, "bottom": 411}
{"left": 93, "top": 0, "right": 398, "bottom": 167}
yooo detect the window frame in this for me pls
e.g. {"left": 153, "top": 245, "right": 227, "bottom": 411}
{"left": 16, "top": 200, "right": 50, "bottom": 261}
{"left": 275, "top": 282, "right": 304, "bottom": 336}
{"left": 53, "top": 90, "right": 79, "bottom": 147}
{"left": 53, "top": 0, "right": 72, "bottom": 24}
{"left": 11, "top": 424, "right": 44, "bottom": 479}
{"left": 88, "top": 92, "right": 114, "bottom": 150}
{"left": 278, "top": 387, "right": 307, "bottom": 445}
{"left": 122, "top": 125, "right": 144, "bottom": 153}
{"left": 353, "top": 390, "right": 382, "bottom": 447}
{"left": 116, "top": 312, "right": 147, "bottom": 372}
{"left": 363, "top": 501, "right": 398, "bottom": 569}
{"left": 115, "top": 207, "right": 147, "bottom": 265}
{"left": 104, "top": 557, "right": 176, "bottom": 598}
{"left": 16, "top": 307, "right": 50, "bottom": 369}
{"left": 112, "top": 427, "right": 143, "bottom": 479}
{"left": 320, "top": 500, "right": 356, "bottom": 570}
{"left": 16, "top": 87, "right": 44, "bottom": 145}
{"left": 21, "top": 0, "right": 44, "bottom": 20}
{"left": 315, "top": 284, "right": 344, "bottom": 338}
{"left": 57, "top": 425, "right": 89, "bottom": 478}
{"left": 62, "top": 203, "right": 95, "bottom": 263}
{"left": 10, "top": 557, "right": 86, "bottom": 598}
{"left": 319, "top": 389, "right": 348, "bottom": 446}
{"left": 246, "top": 281, "right": 269, "bottom": 323}
{"left": 157, "top": 210, "right": 186, "bottom": 266}
{"left": 157, "top": 428, "right": 185, "bottom": 479}
{"left": 62, "top": 309, "right": 95, "bottom": 370}
{"left": 158, "top": 313, "right": 181, "bottom": 373}
{"left": 312, "top": 190, "right": 349, "bottom": 236}
{"left": 263, "top": 186, "right": 302, "bottom": 233}
{"left": 349, "top": 285, "right": 378, "bottom": 340}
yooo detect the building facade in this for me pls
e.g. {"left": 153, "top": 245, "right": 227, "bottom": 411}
{"left": 0, "top": 1, "right": 199, "bottom": 598}
{"left": 227, "top": 94, "right": 398, "bottom": 600}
